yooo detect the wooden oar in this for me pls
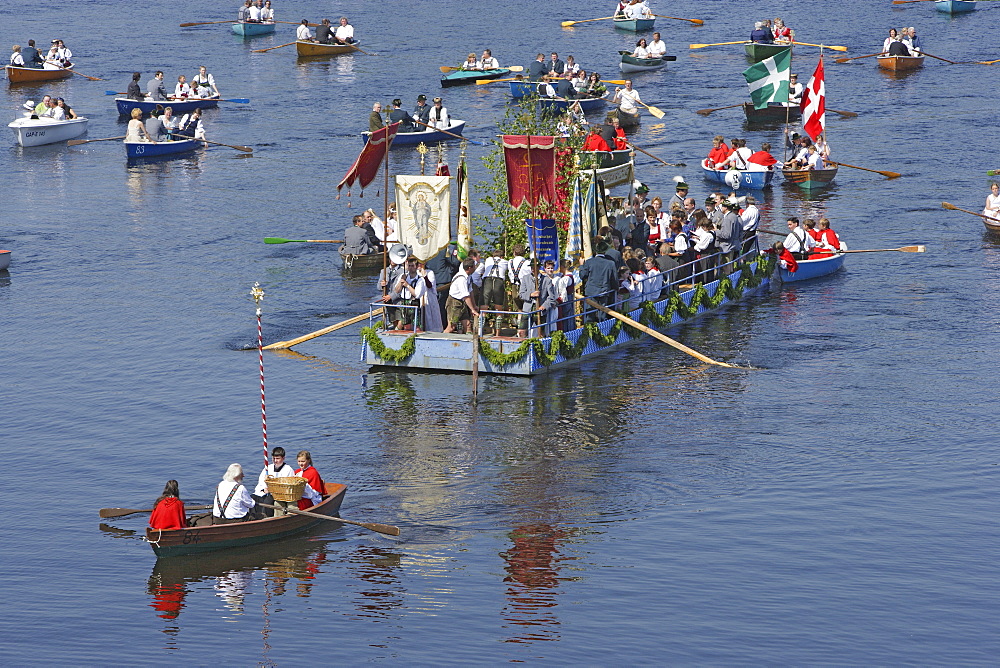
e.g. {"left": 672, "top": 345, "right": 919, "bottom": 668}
{"left": 689, "top": 41, "right": 749, "bottom": 49}
{"left": 839, "top": 246, "right": 926, "bottom": 254}
{"left": 180, "top": 20, "right": 237, "bottom": 27}
{"left": 67, "top": 136, "right": 126, "bottom": 146}
{"left": 259, "top": 503, "right": 400, "bottom": 536}
{"left": 629, "top": 143, "right": 685, "bottom": 167}
{"left": 173, "top": 134, "right": 253, "bottom": 152}
{"left": 63, "top": 67, "right": 104, "bottom": 81}
{"left": 412, "top": 119, "right": 485, "bottom": 146}
{"left": 942, "top": 201, "right": 1000, "bottom": 222}
{"left": 827, "top": 160, "right": 901, "bottom": 179}
{"left": 100, "top": 504, "right": 212, "bottom": 519}
{"left": 791, "top": 41, "right": 848, "bottom": 52}
{"left": 349, "top": 44, "right": 377, "bottom": 57}
{"left": 252, "top": 41, "right": 297, "bottom": 53}
{"left": 561, "top": 16, "right": 616, "bottom": 27}
{"left": 585, "top": 298, "right": 740, "bottom": 368}
{"left": 264, "top": 309, "right": 383, "bottom": 349}
{"left": 828, "top": 109, "right": 859, "bottom": 118}
{"left": 636, "top": 101, "right": 666, "bottom": 119}
{"left": 974, "top": 59, "right": 1000, "bottom": 66}
{"left": 264, "top": 237, "right": 345, "bottom": 244}
{"left": 653, "top": 14, "right": 704, "bottom": 25}
{"left": 835, "top": 52, "right": 887, "bottom": 63}
{"left": 696, "top": 102, "right": 744, "bottom": 116}
{"left": 440, "top": 65, "right": 523, "bottom": 73}
{"left": 919, "top": 50, "right": 960, "bottom": 65}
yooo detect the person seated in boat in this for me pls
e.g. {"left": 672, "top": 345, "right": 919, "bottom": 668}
{"left": 178, "top": 107, "right": 206, "bottom": 140}
{"left": 31, "top": 95, "right": 50, "bottom": 117}
{"left": 782, "top": 217, "right": 816, "bottom": 260}
{"left": 40, "top": 97, "right": 66, "bottom": 121}
{"left": 817, "top": 218, "right": 843, "bottom": 251}
{"left": 803, "top": 219, "right": 821, "bottom": 243}
{"left": 369, "top": 101, "right": 385, "bottom": 132}
{"left": 613, "top": 79, "right": 642, "bottom": 117}
{"left": 344, "top": 214, "right": 379, "bottom": 255}
{"left": 803, "top": 144, "right": 825, "bottom": 170}
{"left": 535, "top": 78, "right": 557, "bottom": 98}
{"left": 146, "top": 71, "right": 168, "bottom": 101}
{"left": 9, "top": 45, "right": 25, "bottom": 67}
{"left": 607, "top": 115, "right": 628, "bottom": 150}
{"left": 720, "top": 139, "right": 752, "bottom": 171}
{"left": 984, "top": 182, "right": 1000, "bottom": 221}
{"left": 647, "top": 32, "right": 667, "bottom": 59}
{"left": 261, "top": 0, "right": 274, "bottom": 22}
{"left": 771, "top": 241, "right": 798, "bottom": 273}
{"left": 460, "top": 52, "right": 481, "bottom": 70}
{"left": 296, "top": 19, "right": 314, "bottom": 42}
{"left": 149, "top": 480, "right": 188, "bottom": 530}
{"left": 428, "top": 97, "right": 450, "bottom": 130}
{"left": 45, "top": 39, "right": 73, "bottom": 69}
{"left": 881, "top": 28, "right": 898, "bottom": 54}
{"left": 585, "top": 72, "right": 607, "bottom": 98}
{"left": 554, "top": 70, "right": 577, "bottom": 100}
{"left": 334, "top": 17, "right": 356, "bottom": 45}
{"left": 56, "top": 98, "right": 77, "bottom": 120}
{"left": 565, "top": 55, "right": 581, "bottom": 75}
{"left": 704, "top": 135, "right": 730, "bottom": 169}
{"left": 783, "top": 131, "right": 811, "bottom": 168}
{"left": 544, "top": 52, "right": 565, "bottom": 80}
{"left": 315, "top": 18, "right": 335, "bottom": 44}
{"left": 388, "top": 98, "right": 416, "bottom": 132}
{"left": 20, "top": 40, "right": 43, "bottom": 68}
{"left": 750, "top": 22, "right": 774, "bottom": 44}
{"left": 193, "top": 65, "right": 220, "bottom": 98}
{"left": 582, "top": 124, "right": 611, "bottom": 152}
{"left": 556, "top": 112, "right": 575, "bottom": 137}
{"left": 247, "top": 0, "right": 263, "bottom": 22}
{"left": 528, "top": 53, "right": 546, "bottom": 80}
{"left": 747, "top": 142, "right": 778, "bottom": 171}
{"left": 887, "top": 34, "right": 911, "bottom": 57}
{"left": 632, "top": 38, "right": 650, "bottom": 59}
{"left": 785, "top": 73, "right": 803, "bottom": 106}
{"left": 772, "top": 17, "right": 793, "bottom": 43}
{"left": 213, "top": 463, "right": 258, "bottom": 523}
{"left": 146, "top": 106, "right": 168, "bottom": 142}
{"left": 480, "top": 49, "right": 500, "bottom": 70}
{"left": 125, "top": 72, "right": 142, "bottom": 101}
{"left": 624, "top": 0, "right": 651, "bottom": 20}
{"left": 161, "top": 106, "right": 178, "bottom": 134}
{"left": 238, "top": 0, "right": 252, "bottom": 22}
{"left": 902, "top": 27, "right": 921, "bottom": 54}
{"left": 171, "top": 75, "right": 189, "bottom": 99}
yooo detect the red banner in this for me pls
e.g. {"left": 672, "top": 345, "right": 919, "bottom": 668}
{"left": 800, "top": 58, "right": 826, "bottom": 141}
{"left": 337, "top": 122, "right": 400, "bottom": 194}
{"left": 502, "top": 135, "right": 557, "bottom": 208}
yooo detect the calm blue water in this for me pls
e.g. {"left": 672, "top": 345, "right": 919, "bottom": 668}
{"left": 2, "top": 0, "right": 998, "bottom": 663}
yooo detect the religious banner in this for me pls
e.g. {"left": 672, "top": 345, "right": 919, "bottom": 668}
{"left": 501, "top": 135, "right": 557, "bottom": 208}
{"left": 456, "top": 158, "right": 473, "bottom": 260}
{"left": 395, "top": 175, "right": 452, "bottom": 262}
{"left": 526, "top": 218, "right": 559, "bottom": 265}
{"left": 337, "top": 122, "right": 400, "bottom": 198}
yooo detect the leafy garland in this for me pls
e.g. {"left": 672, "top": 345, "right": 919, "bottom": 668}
{"left": 366, "top": 257, "right": 776, "bottom": 368}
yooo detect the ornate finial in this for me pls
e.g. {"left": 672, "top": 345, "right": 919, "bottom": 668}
{"left": 251, "top": 282, "right": 265, "bottom": 306}
{"left": 460, "top": 138, "right": 468, "bottom": 161}
{"left": 415, "top": 142, "right": 429, "bottom": 156}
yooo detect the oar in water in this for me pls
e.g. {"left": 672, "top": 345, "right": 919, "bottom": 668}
{"left": 838, "top": 246, "right": 926, "bottom": 254}
{"left": 974, "top": 59, "right": 1000, "bottom": 66}
{"left": 67, "top": 136, "right": 127, "bottom": 146}
{"left": 100, "top": 504, "right": 212, "bottom": 519}
{"left": 835, "top": 52, "right": 888, "bottom": 64}
{"left": 258, "top": 503, "right": 400, "bottom": 536}
{"left": 791, "top": 41, "right": 848, "bottom": 52}
{"left": 252, "top": 41, "right": 297, "bottom": 53}
{"left": 942, "top": 201, "right": 1000, "bottom": 222}
{"left": 560, "top": 16, "right": 616, "bottom": 27}
{"left": 64, "top": 67, "right": 104, "bottom": 81}
{"left": 689, "top": 41, "right": 750, "bottom": 49}
{"left": 179, "top": 19, "right": 238, "bottom": 27}
{"left": 264, "top": 237, "right": 345, "bottom": 244}
{"left": 827, "top": 160, "right": 901, "bottom": 179}
{"left": 440, "top": 65, "right": 523, "bottom": 73}
{"left": 652, "top": 14, "right": 704, "bottom": 25}
{"left": 264, "top": 309, "right": 383, "bottom": 349}
{"left": 629, "top": 143, "right": 686, "bottom": 167}
{"left": 696, "top": 102, "right": 744, "bottom": 116}
{"left": 828, "top": 109, "right": 859, "bottom": 118}
{"left": 412, "top": 119, "right": 485, "bottom": 146}
{"left": 173, "top": 134, "right": 253, "bottom": 152}
{"left": 585, "top": 298, "right": 744, "bottom": 368}
{"left": 919, "top": 50, "right": 960, "bottom": 65}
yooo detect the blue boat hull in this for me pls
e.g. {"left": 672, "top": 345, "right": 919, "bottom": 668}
{"left": 363, "top": 120, "right": 467, "bottom": 145}
{"left": 232, "top": 21, "right": 276, "bottom": 36}
{"left": 935, "top": 0, "right": 976, "bottom": 13}
{"left": 702, "top": 166, "right": 774, "bottom": 190}
{"left": 778, "top": 253, "right": 845, "bottom": 282}
{"left": 613, "top": 17, "right": 655, "bottom": 31}
{"left": 125, "top": 138, "right": 200, "bottom": 159}
{"left": 116, "top": 97, "right": 219, "bottom": 116}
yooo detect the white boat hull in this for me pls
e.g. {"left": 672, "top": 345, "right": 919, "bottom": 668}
{"left": 9, "top": 116, "right": 89, "bottom": 147}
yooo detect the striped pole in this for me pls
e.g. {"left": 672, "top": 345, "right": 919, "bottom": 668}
{"left": 251, "top": 283, "right": 267, "bottom": 468}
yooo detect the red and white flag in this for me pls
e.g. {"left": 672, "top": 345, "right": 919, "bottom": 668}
{"left": 800, "top": 58, "right": 826, "bottom": 141}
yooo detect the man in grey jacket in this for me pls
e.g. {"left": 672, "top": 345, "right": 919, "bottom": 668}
{"left": 716, "top": 198, "right": 743, "bottom": 274}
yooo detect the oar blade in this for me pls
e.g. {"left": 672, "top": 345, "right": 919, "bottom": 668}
{"left": 508, "top": 65, "right": 524, "bottom": 72}
{"left": 689, "top": 44, "right": 709, "bottom": 49}
{"left": 100, "top": 507, "right": 145, "bottom": 518}
{"left": 646, "top": 105, "right": 666, "bottom": 119}
{"left": 941, "top": 202, "right": 958, "bottom": 210}
{"left": 696, "top": 108, "right": 715, "bottom": 116}
{"left": 361, "top": 522, "right": 401, "bottom": 536}
{"left": 264, "top": 237, "right": 301, "bottom": 244}
{"left": 439, "top": 66, "right": 455, "bottom": 73}
{"left": 560, "top": 20, "right": 576, "bottom": 27}
{"left": 105, "top": 90, "right": 120, "bottom": 95}
{"left": 901, "top": 245, "right": 926, "bottom": 253}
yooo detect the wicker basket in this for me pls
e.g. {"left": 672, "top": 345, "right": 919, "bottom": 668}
{"left": 266, "top": 476, "right": 308, "bottom": 503}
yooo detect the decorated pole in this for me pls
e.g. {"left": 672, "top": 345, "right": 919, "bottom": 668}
{"left": 251, "top": 282, "right": 268, "bottom": 468}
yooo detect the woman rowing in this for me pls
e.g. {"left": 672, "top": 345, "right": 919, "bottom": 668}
{"left": 984, "top": 182, "right": 1000, "bottom": 221}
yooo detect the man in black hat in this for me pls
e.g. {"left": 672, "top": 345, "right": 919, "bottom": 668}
{"left": 716, "top": 198, "right": 743, "bottom": 273}
{"left": 413, "top": 94, "right": 430, "bottom": 126}
{"left": 388, "top": 99, "right": 415, "bottom": 132}
{"left": 579, "top": 240, "right": 618, "bottom": 322}
{"left": 669, "top": 181, "right": 689, "bottom": 210}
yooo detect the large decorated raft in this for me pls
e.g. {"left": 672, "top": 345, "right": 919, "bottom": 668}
{"left": 362, "top": 247, "right": 774, "bottom": 375}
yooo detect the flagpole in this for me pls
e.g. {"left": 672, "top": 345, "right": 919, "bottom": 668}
{"left": 382, "top": 128, "right": 390, "bottom": 296}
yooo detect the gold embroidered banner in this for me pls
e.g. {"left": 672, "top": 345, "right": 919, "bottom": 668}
{"left": 395, "top": 175, "right": 451, "bottom": 262}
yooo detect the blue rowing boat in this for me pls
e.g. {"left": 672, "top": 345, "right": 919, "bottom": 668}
{"left": 702, "top": 165, "right": 774, "bottom": 190}
{"left": 613, "top": 16, "right": 655, "bottom": 32}
{"left": 778, "top": 252, "right": 845, "bottom": 282}
{"left": 116, "top": 97, "right": 219, "bottom": 116}
{"left": 362, "top": 120, "right": 467, "bottom": 145}
{"left": 125, "top": 138, "right": 201, "bottom": 160}
{"left": 935, "top": 0, "right": 976, "bottom": 13}
{"left": 232, "top": 21, "right": 276, "bottom": 36}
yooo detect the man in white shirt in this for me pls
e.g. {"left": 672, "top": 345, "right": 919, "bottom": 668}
{"left": 648, "top": 32, "right": 667, "bottom": 58}
{"left": 248, "top": 0, "right": 262, "bottom": 22}
{"left": 40, "top": 97, "right": 66, "bottom": 120}
{"left": 296, "top": 19, "right": 314, "bottom": 41}
{"left": 613, "top": 79, "right": 643, "bottom": 115}
{"left": 480, "top": 49, "right": 500, "bottom": 70}
{"left": 782, "top": 217, "right": 816, "bottom": 259}
{"left": 443, "top": 258, "right": 480, "bottom": 334}
{"left": 213, "top": 463, "right": 257, "bottom": 523}
{"left": 334, "top": 16, "right": 356, "bottom": 44}
{"left": 252, "top": 446, "right": 296, "bottom": 516}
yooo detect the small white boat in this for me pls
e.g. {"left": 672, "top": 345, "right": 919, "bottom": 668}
{"left": 0, "top": 249, "right": 10, "bottom": 271}
{"left": 8, "top": 115, "right": 89, "bottom": 147}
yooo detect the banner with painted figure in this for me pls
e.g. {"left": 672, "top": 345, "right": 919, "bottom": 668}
{"left": 456, "top": 158, "right": 473, "bottom": 260}
{"left": 526, "top": 218, "right": 559, "bottom": 265}
{"left": 395, "top": 175, "right": 452, "bottom": 262}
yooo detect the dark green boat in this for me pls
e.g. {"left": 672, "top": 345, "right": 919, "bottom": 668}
{"left": 440, "top": 67, "right": 510, "bottom": 88}
{"left": 744, "top": 43, "right": 791, "bottom": 63}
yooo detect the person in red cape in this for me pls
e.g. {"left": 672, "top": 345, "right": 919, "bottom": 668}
{"left": 772, "top": 241, "right": 798, "bottom": 273}
{"left": 747, "top": 142, "right": 778, "bottom": 170}
{"left": 817, "top": 218, "right": 842, "bottom": 251}
{"left": 609, "top": 116, "right": 628, "bottom": 150}
{"left": 294, "top": 450, "right": 325, "bottom": 511}
{"left": 705, "top": 135, "right": 730, "bottom": 169}
{"left": 149, "top": 479, "right": 188, "bottom": 530}
{"left": 581, "top": 125, "right": 610, "bottom": 152}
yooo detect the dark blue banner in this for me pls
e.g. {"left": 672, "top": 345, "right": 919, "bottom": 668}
{"left": 526, "top": 218, "right": 559, "bottom": 265}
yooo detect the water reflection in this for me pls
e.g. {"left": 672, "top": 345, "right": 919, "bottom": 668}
{"left": 500, "top": 523, "right": 571, "bottom": 644}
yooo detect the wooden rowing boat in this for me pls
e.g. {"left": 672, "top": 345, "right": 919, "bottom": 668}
{"left": 441, "top": 68, "right": 510, "bottom": 87}
{"left": 610, "top": 107, "right": 641, "bottom": 128}
{"left": 295, "top": 40, "right": 359, "bottom": 57}
{"left": 744, "top": 43, "right": 791, "bottom": 63}
{"left": 702, "top": 164, "right": 774, "bottom": 190}
{"left": 125, "top": 138, "right": 201, "bottom": 160}
{"left": 115, "top": 97, "right": 219, "bottom": 116}
{"left": 144, "top": 483, "right": 347, "bottom": 557}
{"left": 340, "top": 247, "right": 385, "bottom": 271}
{"left": 743, "top": 102, "right": 801, "bottom": 123}
{"left": 613, "top": 15, "right": 655, "bottom": 32}
{"left": 581, "top": 149, "right": 635, "bottom": 187}
{"left": 619, "top": 52, "right": 669, "bottom": 73}
{"left": 5, "top": 65, "right": 73, "bottom": 85}
{"left": 8, "top": 115, "right": 89, "bottom": 146}
{"left": 782, "top": 165, "right": 838, "bottom": 190}
{"left": 876, "top": 55, "right": 925, "bottom": 72}
{"left": 982, "top": 215, "right": 1000, "bottom": 235}
{"left": 232, "top": 21, "right": 276, "bottom": 36}
{"left": 778, "top": 251, "right": 846, "bottom": 282}
{"left": 363, "top": 120, "right": 467, "bottom": 145}
{"left": 935, "top": 0, "right": 977, "bottom": 13}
